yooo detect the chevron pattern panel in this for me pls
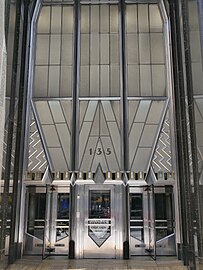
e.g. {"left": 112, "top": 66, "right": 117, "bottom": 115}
{"left": 152, "top": 111, "right": 172, "bottom": 173}
{"left": 1, "top": 118, "right": 17, "bottom": 176}
{"left": 28, "top": 115, "right": 47, "bottom": 172}
{"left": 79, "top": 100, "right": 120, "bottom": 172}
{"left": 128, "top": 99, "right": 166, "bottom": 172}
{"left": 34, "top": 100, "right": 72, "bottom": 171}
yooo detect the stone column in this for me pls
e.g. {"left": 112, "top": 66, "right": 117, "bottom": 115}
{"left": 0, "top": 0, "right": 6, "bottom": 189}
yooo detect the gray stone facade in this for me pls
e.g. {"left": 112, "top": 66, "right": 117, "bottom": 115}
{"left": 0, "top": 0, "right": 6, "bottom": 187}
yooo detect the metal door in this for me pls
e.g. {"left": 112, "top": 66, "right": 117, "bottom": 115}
{"left": 24, "top": 185, "right": 70, "bottom": 256}
{"left": 74, "top": 184, "right": 123, "bottom": 259}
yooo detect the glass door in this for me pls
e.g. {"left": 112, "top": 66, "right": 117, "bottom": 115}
{"left": 24, "top": 186, "right": 69, "bottom": 256}
{"left": 130, "top": 186, "right": 156, "bottom": 258}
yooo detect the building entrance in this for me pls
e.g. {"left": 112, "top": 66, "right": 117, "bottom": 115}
{"left": 24, "top": 185, "right": 70, "bottom": 256}
{"left": 74, "top": 183, "right": 124, "bottom": 259}
{"left": 129, "top": 185, "right": 176, "bottom": 257}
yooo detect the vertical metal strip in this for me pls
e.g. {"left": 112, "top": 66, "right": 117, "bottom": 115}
{"left": 119, "top": 0, "right": 129, "bottom": 259}
{"left": 197, "top": 0, "right": 203, "bottom": 63}
{"left": 169, "top": 0, "right": 196, "bottom": 268}
{"left": 8, "top": 0, "right": 31, "bottom": 264}
{"left": 0, "top": 0, "right": 22, "bottom": 257}
{"left": 181, "top": 0, "right": 203, "bottom": 263}
{"left": 72, "top": 0, "right": 80, "bottom": 171}
{"left": 69, "top": 0, "right": 80, "bottom": 259}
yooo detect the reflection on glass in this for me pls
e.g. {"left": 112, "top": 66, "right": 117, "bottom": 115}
{"left": 130, "top": 194, "right": 143, "bottom": 220}
{"left": 27, "top": 193, "right": 46, "bottom": 240}
{"left": 89, "top": 191, "right": 111, "bottom": 219}
{"left": 56, "top": 193, "right": 69, "bottom": 241}
{"left": 130, "top": 194, "right": 144, "bottom": 241}
{"left": 155, "top": 193, "right": 174, "bottom": 241}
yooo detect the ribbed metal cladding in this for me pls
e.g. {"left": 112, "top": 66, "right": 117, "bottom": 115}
{"left": 0, "top": 0, "right": 22, "bottom": 258}
{"left": 181, "top": 0, "right": 203, "bottom": 264}
{"left": 169, "top": 0, "right": 196, "bottom": 268}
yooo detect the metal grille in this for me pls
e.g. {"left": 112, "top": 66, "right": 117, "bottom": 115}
{"left": 152, "top": 113, "right": 172, "bottom": 173}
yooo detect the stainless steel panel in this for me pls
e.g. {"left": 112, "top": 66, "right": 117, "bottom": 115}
{"left": 192, "top": 63, "right": 203, "bottom": 94}
{"left": 34, "top": 66, "right": 48, "bottom": 97}
{"left": 127, "top": 65, "right": 139, "bottom": 96}
{"left": 49, "top": 148, "right": 67, "bottom": 171}
{"left": 51, "top": 7, "right": 61, "bottom": 34}
{"left": 138, "top": 5, "right": 149, "bottom": 33}
{"left": 56, "top": 123, "right": 71, "bottom": 168}
{"left": 62, "top": 6, "right": 73, "bottom": 34}
{"left": 110, "top": 65, "right": 120, "bottom": 96}
{"left": 101, "top": 137, "right": 119, "bottom": 171}
{"left": 35, "top": 101, "right": 53, "bottom": 125}
{"left": 80, "top": 137, "right": 98, "bottom": 171}
{"left": 61, "top": 34, "right": 73, "bottom": 65}
{"left": 190, "top": 32, "right": 201, "bottom": 62}
{"left": 146, "top": 101, "right": 165, "bottom": 124}
{"left": 126, "top": 5, "right": 137, "bottom": 33}
{"left": 79, "top": 122, "right": 93, "bottom": 165}
{"left": 150, "top": 33, "right": 165, "bottom": 64}
{"left": 48, "top": 66, "right": 60, "bottom": 97}
{"left": 50, "top": 35, "right": 61, "bottom": 65}
{"left": 81, "top": 5, "right": 90, "bottom": 33}
{"left": 110, "top": 34, "right": 119, "bottom": 64}
{"left": 140, "top": 65, "right": 152, "bottom": 96}
{"left": 101, "top": 34, "right": 109, "bottom": 64}
{"left": 37, "top": 7, "right": 50, "bottom": 33}
{"left": 107, "top": 122, "right": 120, "bottom": 165}
{"left": 102, "top": 100, "right": 115, "bottom": 121}
{"left": 60, "top": 66, "right": 72, "bottom": 97}
{"left": 131, "top": 148, "right": 151, "bottom": 171}
{"left": 128, "top": 100, "right": 139, "bottom": 130}
{"left": 149, "top": 5, "right": 162, "bottom": 33}
{"left": 127, "top": 34, "right": 138, "bottom": 64}
{"left": 49, "top": 101, "right": 65, "bottom": 123}
{"left": 42, "top": 125, "right": 60, "bottom": 147}
{"left": 61, "top": 100, "right": 72, "bottom": 129}
{"left": 90, "top": 34, "right": 99, "bottom": 64}
{"left": 110, "top": 5, "right": 118, "bottom": 33}
{"left": 81, "top": 34, "right": 90, "bottom": 65}
{"left": 80, "top": 66, "right": 90, "bottom": 96}
{"left": 129, "top": 123, "right": 144, "bottom": 166}
{"left": 151, "top": 65, "right": 166, "bottom": 96}
{"left": 84, "top": 100, "right": 98, "bottom": 121}
{"left": 90, "top": 65, "right": 99, "bottom": 96}
{"left": 74, "top": 184, "right": 123, "bottom": 259}
{"left": 101, "top": 66, "right": 109, "bottom": 96}
{"left": 139, "top": 34, "right": 150, "bottom": 64}
{"left": 36, "top": 35, "right": 49, "bottom": 65}
{"left": 90, "top": 140, "right": 108, "bottom": 172}
{"left": 196, "top": 123, "right": 203, "bottom": 146}
{"left": 91, "top": 6, "right": 99, "bottom": 32}
{"left": 139, "top": 125, "right": 158, "bottom": 147}
{"left": 134, "top": 100, "right": 151, "bottom": 123}
{"left": 100, "top": 5, "right": 109, "bottom": 33}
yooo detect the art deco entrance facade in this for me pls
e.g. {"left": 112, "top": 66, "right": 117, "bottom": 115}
{"left": 0, "top": 0, "right": 203, "bottom": 268}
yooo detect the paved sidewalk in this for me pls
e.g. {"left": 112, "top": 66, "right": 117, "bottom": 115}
{"left": 3, "top": 256, "right": 188, "bottom": 270}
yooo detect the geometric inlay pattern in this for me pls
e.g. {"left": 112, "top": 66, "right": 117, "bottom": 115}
{"left": 152, "top": 110, "right": 172, "bottom": 172}
{"left": 79, "top": 100, "right": 120, "bottom": 172}
{"left": 128, "top": 99, "right": 167, "bottom": 171}
{"left": 34, "top": 100, "right": 72, "bottom": 171}
{"left": 28, "top": 113, "right": 47, "bottom": 172}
